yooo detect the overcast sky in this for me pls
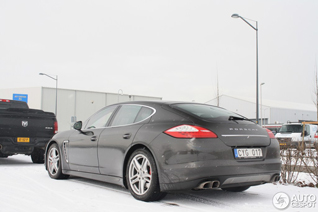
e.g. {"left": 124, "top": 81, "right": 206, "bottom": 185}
{"left": 1, "top": 0, "right": 317, "bottom": 105}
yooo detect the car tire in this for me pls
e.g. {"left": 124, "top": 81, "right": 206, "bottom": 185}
{"left": 46, "top": 143, "right": 69, "bottom": 179}
{"left": 126, "top": 148, "right": 166, "bottom": 201}
{"left": 0, "top": 153, "right": 8, "bottom": 158}
{"left": 31, "top": 148, "right": 45, "bottom": 164}
{"left": 222, "top": 186, "right": 250, "bottom": 192}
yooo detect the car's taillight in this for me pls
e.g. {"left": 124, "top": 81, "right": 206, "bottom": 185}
{"left": 0, "top": 99, "right": 10, "bottom": 102}
{"left": 54, "top": 121, "right": 58, "bottom": 134}
{"left": 265, "top": 128, "right": 275, "bottom": 139}
{"left": 164, "top": 125, "right": 218, "bottom": 138}
{"left": 314, "top": 133, "right": 318, "bottom": 138}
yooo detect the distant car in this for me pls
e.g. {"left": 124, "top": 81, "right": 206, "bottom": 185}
{"left": 45, "top": 101, "right": 281, "bottom": 201}
{"left": 275, "top": 122, "right": 317, "bottom": 148}
{"left": 262, "top": 124, "right": 282, "bottom": 135}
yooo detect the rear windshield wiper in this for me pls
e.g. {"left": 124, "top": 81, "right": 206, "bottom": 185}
{"left": 229, "top": 116, "right": 245, "bottom": 120}
{"left": 229, "top": 116, "right": 254, "bottom": 123}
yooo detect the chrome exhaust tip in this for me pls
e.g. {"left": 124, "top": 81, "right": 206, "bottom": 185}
{"left": 196, "top": 180, "right": 220, "bottom": 190}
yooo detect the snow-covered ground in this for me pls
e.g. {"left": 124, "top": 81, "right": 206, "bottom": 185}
{"left": 1, "top": 155, "right": 318, "bottom": 212}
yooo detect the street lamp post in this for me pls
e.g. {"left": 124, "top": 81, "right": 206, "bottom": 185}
{"left": 39, "top": 73, "right": 58, "bottom": 116}
{"left": 260, "top": 82, "right": 265, "bottom": 126}
{"left": 118, "top": 89, "right": 123, "bottom": 102}
{"left": 231, "top": 13, "right": 259, "bottom": 124}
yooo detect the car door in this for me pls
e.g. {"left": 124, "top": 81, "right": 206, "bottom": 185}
{"left": 67, "top": 105, "right": 118, "bottom": 173}
{"left": 98, "top": 105, "right": 154, "bottom": 177}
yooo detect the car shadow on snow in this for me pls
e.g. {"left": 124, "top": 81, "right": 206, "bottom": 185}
{"left": 68, "top": 176, "right": 130, "bottom": 194}
{"left": 68, "top": 176, "right": 262, "bottom": 205}
{"left": 0, "top": 155, "right": 34, "bottom": 166}
{"left": 165, "top": 188, "right": 262, "bottom": 206}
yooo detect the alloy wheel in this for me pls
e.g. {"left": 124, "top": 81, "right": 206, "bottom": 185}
{"left": 48, "top": 147, "right": 60, "bottom": 176}
{"left": 128, "top": 154, "right": 152, "bottom": 195}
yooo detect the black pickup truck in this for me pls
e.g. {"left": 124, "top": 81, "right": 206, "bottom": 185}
{"left": 0, "top": 99, "right": 57, "bottom": 163}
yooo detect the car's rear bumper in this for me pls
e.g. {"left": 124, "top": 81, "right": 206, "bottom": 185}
{"left": 150, "top": 134, "right": 281, "bottom": 192}
{"left": 0, "top": 137, "right": 51, "bottom": 155}
{"left": 160, "top": 172, "right": 280, "bottom": 192}
{"left": 158, "top": 160, "right": 281, "bottom": 191}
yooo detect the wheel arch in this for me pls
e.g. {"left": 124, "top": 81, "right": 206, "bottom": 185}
{"left": 122, "top": 143, "right": 160, "bottom": 189}
{"left": 44, "top": 140, "right": 62, "bottom": 171}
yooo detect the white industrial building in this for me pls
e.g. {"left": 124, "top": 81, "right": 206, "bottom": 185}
{"left": 2, "top": 87, "right": 316, "bottom": 130}
{"left": 206, "top": 95, "right": 317, "bottom": 124}
{"left": 0, "top": 87, "right": 162, "bottom": 131}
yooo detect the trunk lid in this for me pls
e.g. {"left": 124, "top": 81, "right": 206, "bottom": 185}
{"left": 206, "top": 121, "right": 271, "bottom": 147}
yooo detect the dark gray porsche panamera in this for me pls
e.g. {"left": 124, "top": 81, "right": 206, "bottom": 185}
{"left": 45, "top": 101, "right": 281, "bottom": 201}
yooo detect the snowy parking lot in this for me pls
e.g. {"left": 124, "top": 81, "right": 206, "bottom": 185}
{"left": 1, "top": 155, "right": 318, "bottom": 212}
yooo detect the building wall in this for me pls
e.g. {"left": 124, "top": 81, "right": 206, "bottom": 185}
{"left": 207, "top": 95, "right": 316, "bottom": 124}
{"left": 1, "top": 87, "right": 162, "bottom": 131}
{"left": 270, "top": 108, "right": 316, "bottom": 123}
{"left": 41, "top": 87, "right": 162, "bottom": 131}
{"left": 208, "top": 95, "right": 271, "bottom": 120}
{"left": 0, "top": 87, "right": 42, "bottom": 109}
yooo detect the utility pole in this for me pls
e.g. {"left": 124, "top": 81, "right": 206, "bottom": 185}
{"left": 315, "top": 60, "right": 318, "bottom": 121}
{"left": 217, "top": 70, "right": 219, "bottom": 107}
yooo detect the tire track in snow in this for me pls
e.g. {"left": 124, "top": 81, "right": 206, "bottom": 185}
{"left": 14, "top": 171, "right": 75, "bottom": 203}
{"left": 168, "top": 192, "right": 236, "bottom": 209}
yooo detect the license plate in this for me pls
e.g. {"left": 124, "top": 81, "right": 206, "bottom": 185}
{"left": 280, "top": 143, "right": 287, "bottom": 146}
{"left": 234, "top": 148, "right": 262, "bottom": 158}
{"left": 17, "top": 137, "right": 30, "bottom": 143}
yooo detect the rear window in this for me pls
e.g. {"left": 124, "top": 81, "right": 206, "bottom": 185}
{"left": 111, "top": 105, "right": 142, "bottom": 126}
{"left": 110, "top": 105, "right": 154, "bottom": 126}
{"left": 172, "top": 103, "right": 244, "bottom": 120}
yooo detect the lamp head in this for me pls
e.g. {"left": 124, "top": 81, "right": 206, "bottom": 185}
{"left": 39, "top": 73, "right": 44, "bottom": 75}
{"left": 231, "top": 14, "right": 240, "bottom": 18}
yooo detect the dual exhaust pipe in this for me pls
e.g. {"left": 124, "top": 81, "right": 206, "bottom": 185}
{"left": 196, "top": 180, "right": 220, "bottom": 190}
{"left": 195, "top": 175, "right": 280, "bottom": 190}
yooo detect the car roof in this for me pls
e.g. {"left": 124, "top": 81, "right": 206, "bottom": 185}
{"left": 116, "top": 100, "right": 211, "bottom": 106}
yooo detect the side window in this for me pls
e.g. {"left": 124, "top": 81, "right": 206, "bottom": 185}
{"left": 111, "top": 105, "right": 142, "bottom": 126}
{"left": 135, "top": 107, "right": 154, "bottom": 123}
{"left": 85, "top": 105, "right": 117, "bottom": 129}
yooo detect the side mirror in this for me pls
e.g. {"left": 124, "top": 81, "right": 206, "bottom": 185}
{"left": 73, "top": 121, "right": 82, "bottom": 131}
{"left": 73, "top": 121, "right": 94, "bottom": 136}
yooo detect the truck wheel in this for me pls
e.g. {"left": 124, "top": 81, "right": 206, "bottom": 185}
{"left": 46, "top": 143, "right": 69, "bottom": 179}
{"left": 31, "top": 148, "right": 45, "bottom": 164}
{"left": 0, "top": 153, "right": 8, "bottom": 158}
{"left": 126, "top": 149, "right": 166, "bottom": 201}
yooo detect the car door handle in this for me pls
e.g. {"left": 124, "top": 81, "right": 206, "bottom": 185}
{"left": 123, "top": 133, "right": 132, "bottom": 139}
{"left": 91, "top": 136, "right": 97, "bottom": 142}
